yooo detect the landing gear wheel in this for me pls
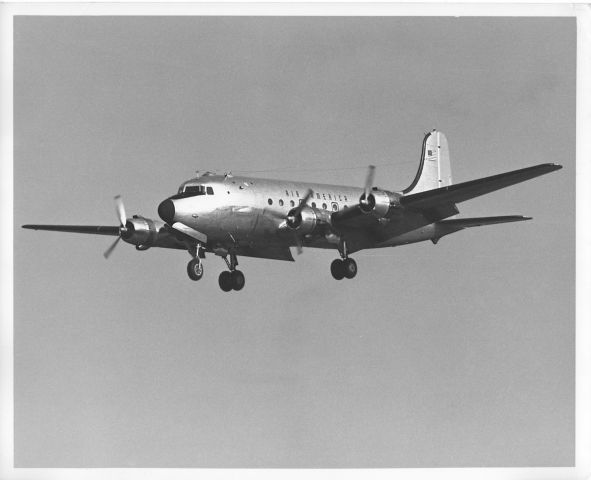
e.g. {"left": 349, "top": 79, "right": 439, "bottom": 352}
{"left": 230, "top": 270, "right": 245, "bottom": 291}
{"left": 187, "top": 258, "right": 204, "bottom": 281}
{"left": 343, "top": 258, "right": 357, "bottom": 279}
{"left": 218, "top": 271, "right": 233, "bottom": 292}
{"left": 330, "top": 259, "right": 345, "bottom": 280}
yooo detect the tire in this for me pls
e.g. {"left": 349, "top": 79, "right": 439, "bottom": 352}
{"left": 231, "top": 270, "right": 245, "bottom": 291}
{"left": 218, "top": 271, "right": 233, "bottom": 292}
{"left": 187, "top": 258, "right": 204, "bottom": 281}
{"left": 330, "top": 259, "right": 345, "bottom": 280}
{"left": 343, "top": 258, "right": 357, "bottom": 279}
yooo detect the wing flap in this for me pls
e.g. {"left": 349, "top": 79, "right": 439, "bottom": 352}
{"left": 22, "top": 224, "right": 120, "bottom": 236}
{"left": 400, "top": 163, "right": 562, "bottom": 210}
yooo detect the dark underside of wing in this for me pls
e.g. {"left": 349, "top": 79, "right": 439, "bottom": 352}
{"left": 437, "top": 215, "right": 531, "bottom": 229}
{"left": 400, "top": 163, "right": 562, "bottom": 210}
{"left": 22, "top": 225, "right": 120, "bottom": 235}
{"left": 234, "top": 245, "right": 295, "bottom": 262}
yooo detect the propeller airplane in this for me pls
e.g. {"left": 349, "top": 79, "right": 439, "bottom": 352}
{"left": 22, "top": 130, "right": 562, "bottom": 292}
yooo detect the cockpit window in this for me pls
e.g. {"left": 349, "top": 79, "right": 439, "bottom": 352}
{"left": 184, "top": 185, "right": 206, "bottom": 195}
{"left": 173, "top": 184, "right": 214, "bottom": 199}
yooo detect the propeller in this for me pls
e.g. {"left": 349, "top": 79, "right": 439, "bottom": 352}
{"left": 360, "top": 165, "right": 376, "bottom": 211}
{"left": 103, "top": 235, "right": 121, "bottom": 259}
{"left": 115, "top": 195, "right": 127, "bottom": 227}
{"left": 285, "top": 189, "right": 313, "bottom": 255}
{"left": 286, "top": 189, "right": 313, "bottom": 228}
{"left": 103, "top": 195, "right": 128, "bottom": 259}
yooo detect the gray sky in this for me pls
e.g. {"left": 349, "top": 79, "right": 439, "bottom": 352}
{"left": 13, "top": 16, "right": 575, "bottom": 467}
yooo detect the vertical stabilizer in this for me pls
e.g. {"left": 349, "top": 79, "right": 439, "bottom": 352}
{"left": 403, "top": 130, "right": 452, "bottom": 194}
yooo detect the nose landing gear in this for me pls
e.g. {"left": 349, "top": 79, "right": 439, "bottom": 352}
{"left": 187, "top": 257, "right": 204, "bottom": 281}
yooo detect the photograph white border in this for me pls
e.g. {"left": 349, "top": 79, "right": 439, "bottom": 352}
{"left": 1, "top": 2, "right": 589, "bottom": 480}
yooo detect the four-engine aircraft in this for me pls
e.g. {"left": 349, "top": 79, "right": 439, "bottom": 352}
{"left": 23, "top": 130, "right": 562, "bottom": 292}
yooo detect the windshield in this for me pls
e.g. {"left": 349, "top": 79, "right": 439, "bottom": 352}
{"left": 173, "top": 184, "right": 215, "bottom": 198}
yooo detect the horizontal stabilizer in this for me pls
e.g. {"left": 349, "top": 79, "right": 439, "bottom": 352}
{"left": 400, "top": 163, "right": 561, "bottom": 210}
{"left": 434, "top": 215, "right": 531, "bottom": 241}
{"left": 22, "top": 224, "right": 120, "bottom": 236}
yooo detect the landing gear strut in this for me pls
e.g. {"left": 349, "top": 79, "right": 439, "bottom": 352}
{"left": 186, "top": 244, "right": 205, "bottom": 281}
{"left": 331, "top": 240, "right": 357, "bottom": 280}
{"left": 219, "top": 252, "right": 245, "bottom": 292}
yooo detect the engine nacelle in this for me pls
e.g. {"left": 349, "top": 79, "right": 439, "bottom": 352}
{"left": 359, "top": 190, "right": 394, "bottom": 217}
{"left": 285, "top": 206, "right": 319, "bottom": 235}
{"left": 121, "top": 216, "right": 158, "bottom": 247}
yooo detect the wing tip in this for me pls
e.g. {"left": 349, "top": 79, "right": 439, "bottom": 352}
{"left": 546, "top": 163, "right": 563, "bottom": 171}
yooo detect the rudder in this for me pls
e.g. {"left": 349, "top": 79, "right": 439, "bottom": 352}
{"left": 403, "top": 130, "right": 452, "bottom": 194}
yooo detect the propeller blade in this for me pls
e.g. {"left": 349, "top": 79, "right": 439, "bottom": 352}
{"left": 114, "top": 195, "right": 127, "bottom": 227}
{"left": 292, "top": 189, "right": 313, "bottom": 217}
{"left": 295, "top": 236, "right": 303, "bottom": 255}
{"left": 103, "top": 235, "right": 121, "bottom": 259}
{"left": 364, "top": 165, "right": 376, "bottom": 199}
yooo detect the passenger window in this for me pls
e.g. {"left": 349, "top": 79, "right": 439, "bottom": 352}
{"left": 290, "top": 200, "right": 295, "bottom": 207}
{"left": 322, "top": 203, "right": 327, "bottom": 210}
{"left": 332, "top": 203, "right": 338, "bottom": 212}
{"left": 279, "top": 199, "right": 284, "bottom": 206}
{"left": 206, "top": 186, "right": 214, "bottom": 195}
{"left": 268, "top": 198, "right": 273, "bottom": 205}
{"left": 311, "top": 202, "right": 316, "bottom": 208}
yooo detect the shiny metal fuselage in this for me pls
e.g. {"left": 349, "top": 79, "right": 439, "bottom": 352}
{"left": 165, "top": 174, "right": 438, "bottom": 256}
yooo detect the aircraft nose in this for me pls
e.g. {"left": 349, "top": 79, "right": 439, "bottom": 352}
{"left": 158, "top": 199, "right": 175, "bottom": 224}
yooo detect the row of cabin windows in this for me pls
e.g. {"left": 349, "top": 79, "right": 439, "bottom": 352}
{"left": 268, "top": 198, "right": 346, "bottom": 212}
{"left": 284, "top": 190, "right": 349, "bottom": 202}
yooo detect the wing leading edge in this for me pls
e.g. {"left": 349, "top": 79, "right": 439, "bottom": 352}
{"left": 22, "top": 224, "right": 120, "bottom": 235}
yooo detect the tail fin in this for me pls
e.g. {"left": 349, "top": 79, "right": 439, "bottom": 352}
{"left": 403, "top": 130, "right": 452, "bottom": 194}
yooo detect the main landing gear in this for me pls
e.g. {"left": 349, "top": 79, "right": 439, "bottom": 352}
{"left": 331, "top": 240, "right": 357, "bottom": 280}
{"left": 330, "top": 258, "right": 357, "bottom": 280}
{"left": 218, "top": 252, "right": 245, "bottom": 292}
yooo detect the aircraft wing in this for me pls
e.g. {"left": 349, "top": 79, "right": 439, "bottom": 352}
{"left": 436, "top": 215, "right": 531, "bottom": 229}
{"left": 330, "top": 205, "right": 383, "bottom": 230}
{"left": 400, "top": 163, "right": 562, "bottom": 210}
{"left": 22, "top": 224, "right": 120, "bottom": 235}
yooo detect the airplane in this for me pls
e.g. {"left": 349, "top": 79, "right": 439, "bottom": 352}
{"left": 22, "top": 130, "right": 562, "bottom": 292}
